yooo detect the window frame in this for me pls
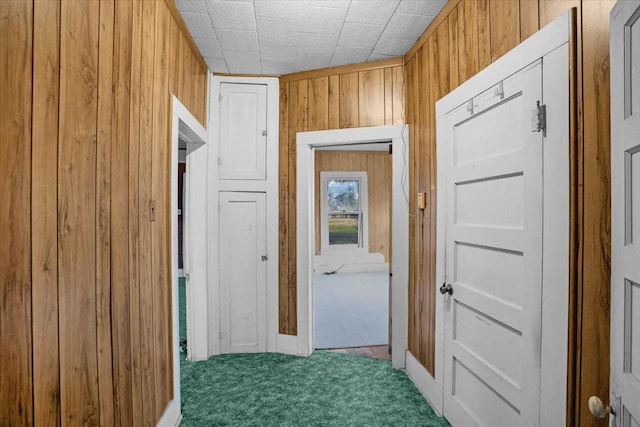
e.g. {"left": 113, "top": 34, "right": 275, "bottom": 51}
{"left": 319, "top": 170, "right": 368, "bottom": 254}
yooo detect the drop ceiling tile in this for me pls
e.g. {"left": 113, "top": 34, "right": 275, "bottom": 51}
{"left": 373, "top": 37, "right": 414, "bottom": 55}
{"left": 217, "top": 29, "right": 259, "bottom": 52}
{"left": 303, "top": 0, "right": 351, "bottom": 10}
{"left": 256, "top": 17, "right": 300, "bottom": 43}
{"left": 175, "top": 0, "right": 208, "bottom": 14}
{"left": 382, "top": 12, "right": 432, "bottom": 40}
{"left": 195, "top": 37, "right": 223, "bottom": 58}
{"left": 260, "top": 41, "right": 298, "bottom": 62}
{"left": 180, "top": 12, "right": 216, "bottom": 38}
{"left": 261, "top": 60, "right": 297, "bottom": 75}
{"left": 367, "top": 52, "right": 396, "bottom": 61}
{"left": 345, "top": 0, "right": 399, "bottom": 25}
{"left": 333, "top": 45, "right": 371, "bottom": 62}
{"left": 205, "top": 57, "right": 228, "bottom": 73}
{"left": 297, "top": 33, "right": 339, "bottom": 56}
{"left": 225, "top": 51, "right": 262, "bottom": 72}
{"left": 337, "top": 22, "right": 384, "bottom": 47}
{"left": 300, "top": 6, "right": 347, "bottom": 34}
{"left": 396, "top": 0, "right": 446, "bottom": 16}
{"left": 296, "top": 53, "right": 332, "bottom": 71}
{"left": 254, "top": 1, "right": 302, "bottom": 20}
{"left": 205, "top": 1, "right": 256, "bottom": 31}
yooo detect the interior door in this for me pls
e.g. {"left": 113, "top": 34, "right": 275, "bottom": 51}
{"left": 219, "top": 191, "right": 267, "bottom": 353}
{"left": 609, "top": 1, "right": 640, "bottom": 424}
{"left": 219, "top": 83, "right": 267, "bottom": 180}
{"left": 442, "top": 60, "right": 544, "bottom": 426}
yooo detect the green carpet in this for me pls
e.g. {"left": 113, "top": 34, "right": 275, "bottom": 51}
{"left": 179, "top": 277, "right": 186, "bottom": 345}
{"left": 180, "top": 351, "right": 450, "bottom": 426}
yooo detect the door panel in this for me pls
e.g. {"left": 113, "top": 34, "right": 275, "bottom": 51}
{"left": 443, "top": 60, "right": 543, "bottom": 426}
{"left": 611, "top": 1, "right": 640, "bottom": 423}
{"left": 219, "top": 83, "right": 267, "bottom": 180}
{"left": 219, "top": 192, "right": 267, "bottom": 353}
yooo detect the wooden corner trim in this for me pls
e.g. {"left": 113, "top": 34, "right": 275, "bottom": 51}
{"left": 280, "top": 57, "right": 404, "bottom": 83}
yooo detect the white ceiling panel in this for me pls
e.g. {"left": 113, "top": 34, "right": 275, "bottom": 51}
{"left": 180, "top": 12, "right": 216, "bottom": 38}
{"left": 176, "top": 0, "right": 447, "bottom": 75}
{"left": 205, "top": 1, "right": 257, "bottom": 30}
{"left": 299, "top": 6, "right": 348, "bottom": 34}
{"left": 194, "top": 37, "right": 223, "bottom": 58}
{"left": 338, "top": 22, "right": 384, "bottom": 47}
{"left": 254, "top": 0, "right": 302, "bottom": 19}
{"left": 216, "top": 29, "right": 259, "bottom": 51}
{"left": 345, "top": 0, "right": 399, "bottom": 25}
{"left": 373, "top": 37, "right": 415, "bottom": 56}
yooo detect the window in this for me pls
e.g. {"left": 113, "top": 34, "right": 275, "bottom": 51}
{"left": 320, "top": 171, "right": 368, "bottom": 253}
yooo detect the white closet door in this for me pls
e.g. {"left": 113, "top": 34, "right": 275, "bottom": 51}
{"left": 442, "top": 60, "right": 544, "bottom": 427}
{"left": 219, "top": 83, "right": 267, "bottom": 180}
{"left": 219, "top": 192, "right": 267, "bottom": 353}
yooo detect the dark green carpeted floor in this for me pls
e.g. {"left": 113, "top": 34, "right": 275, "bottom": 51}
{"left": 178, "top": 278, "right": 449, "bottom": 427}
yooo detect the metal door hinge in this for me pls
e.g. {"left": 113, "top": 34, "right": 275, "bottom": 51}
{"left": 262, "top": 130, "right": 267, "bottom": 136}
{"left": 531, "top": 101, "right": 547, "bottom": 136}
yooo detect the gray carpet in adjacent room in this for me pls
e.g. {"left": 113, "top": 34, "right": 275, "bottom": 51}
{"left": 314, "top": 270, "right": 388, "bottom": 349}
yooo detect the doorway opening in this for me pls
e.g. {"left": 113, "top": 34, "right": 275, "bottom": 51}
{"left": 296, "top": 125, "right": 409, "bottom": 369}
{"left": 313, "top": 146, "right": 392, "bottom": 361}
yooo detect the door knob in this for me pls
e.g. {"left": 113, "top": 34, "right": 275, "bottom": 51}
{"left": 588, "top": 396, "right": 614, "bottom": 418}
{"left": 439, "top": 283, "right": 453, "bottom": 295}
{"left": 261, "top": 255, "right": 268, "bottom": 261}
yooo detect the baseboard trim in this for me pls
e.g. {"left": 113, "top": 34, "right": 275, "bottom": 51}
{"left": 156, "top": 399, "right": 181, "bottom": 427}
{"left": 276, "top": 333, "right": 300, "bottom": 355}
{"left": 405, "top": 351, "right": 443, "bottom": 416}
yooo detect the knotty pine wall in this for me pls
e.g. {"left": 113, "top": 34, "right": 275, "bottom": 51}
{"left": 279, "top": 1, "right": 614, "bottom": 425}
{"left": 0, "top": 0, "right": 207, "bottom": 425}
{"left": 278, "top": 59, "right": 405, "bottom": 335}
{"left": 314, "top": 150, "right": 392, "bottom": 261}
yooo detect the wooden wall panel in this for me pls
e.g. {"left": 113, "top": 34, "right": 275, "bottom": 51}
{"left": 2, "top": 0, "right": 208, "bottom": 425}
{"left": 314, "top": 151, "right": 391, "bottom": 261}
{"left": 489, "top": 0, "right": 521, "bottom": 61}
{"left": 58, "top": 0, "right": 101, "bottom": 423}
{"left": 278, "top": 58, "right": 405, "bottom": 334}
{"left": 32, "top": 0, "right": 61, "bottom": 424}
{"left": 0, "top": 1, "right": 33, "bottom": 425}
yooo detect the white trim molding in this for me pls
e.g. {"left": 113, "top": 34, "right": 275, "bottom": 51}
{"left": 295, "top": 125, "right": 409, "bottom": 369}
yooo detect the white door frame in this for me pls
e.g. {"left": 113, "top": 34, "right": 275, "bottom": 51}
{"left": 431, "top": 11, "right": 572, "bottom": 424}
{"left": 295, "top": 125, "right": 409, "bottom": 369}
{"left": 158, "top": 94, "right": 209, "bottom": 427}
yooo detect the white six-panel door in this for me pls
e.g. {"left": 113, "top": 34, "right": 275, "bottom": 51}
{"left": 610, "top": 1, "right": 640, "bottom": 424}
{"left": 442, "top": 60, "right": 543, "bottom": 427}
{"left": 219, "top": 192, "right": 267, "bottom": 353}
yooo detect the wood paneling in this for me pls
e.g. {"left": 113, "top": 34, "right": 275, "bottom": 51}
{"left": 314, "top": 151, "right": 391, "bottom": 261}
{"left": 278, "top": 59, "right": 406, "bottom": 335}
{"left": 1, "top": 0, "right": 208, "bottom": 424}
{"left": 489, "top": 0, "right": 521, "bottom": 61}
{"left": 32, "top": 0, "right": 61, "bottom": 424}
{"left": 0, "top": 1, "right": 33, "bottom": 425}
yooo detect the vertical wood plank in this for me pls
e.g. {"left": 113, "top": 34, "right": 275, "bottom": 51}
{"left": 449, "top": 5, "right": 460, "bottom": 90}
{"left": 308, "top": 77, "right": 329, "bottom": 131}
{"left": 111, "top": 0, "right": 134, "bottom": 423}
{"left": 151, "top": 1, "right": 173, "bottom": 416}
{"left": 339, "top": 72, "right": 359, "bottom": 128}
{"left": 58, "top": 0, "right": 100, "bottom": 423}
{"left": 96, "top": 0, "right": 116, "bottom": 424}
{"left": 392, "top": 66, "right": 404, "bottom": 124}
{"left": 358, "top": 69, "right": 385, "bottom": 127}
{"left": 477, "top": 0, "right": 491, "bottom": 70}
{"left": 129, "top": 0, "right": 143, "bottom": 423}
{"left": 328, "top": 74, "right": 340, "bottom": 129}
{"left": 405, "top": 56, "right": 417, "bottom": 357}
{"left": 489, "top": 0, "right": 520, "bottom": 61}
{"left": 279, "top": 83, "right": 290, "bottom": 334}
{"left": 459, "top": 0, "right": 480, "bottom": 84}
{"left": 32, "top": 0, "right": 61, "bottom": 424}
{"left": 384, "top": 68, "right": 393, "bottom": 125}
{"left": 580, "top": 2, "right": 614, "bottom": 426}
{"left": 139, "top": 0, "right": 157, "bottom": 420}
{"left": 519, "top": 0, "right": 540, "bottom": 40}
{"left": 0, "top": 1, "right": 33, "bottom": 425}
{"left": 539, "top": 0, "right": 579, "bottom": 27}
